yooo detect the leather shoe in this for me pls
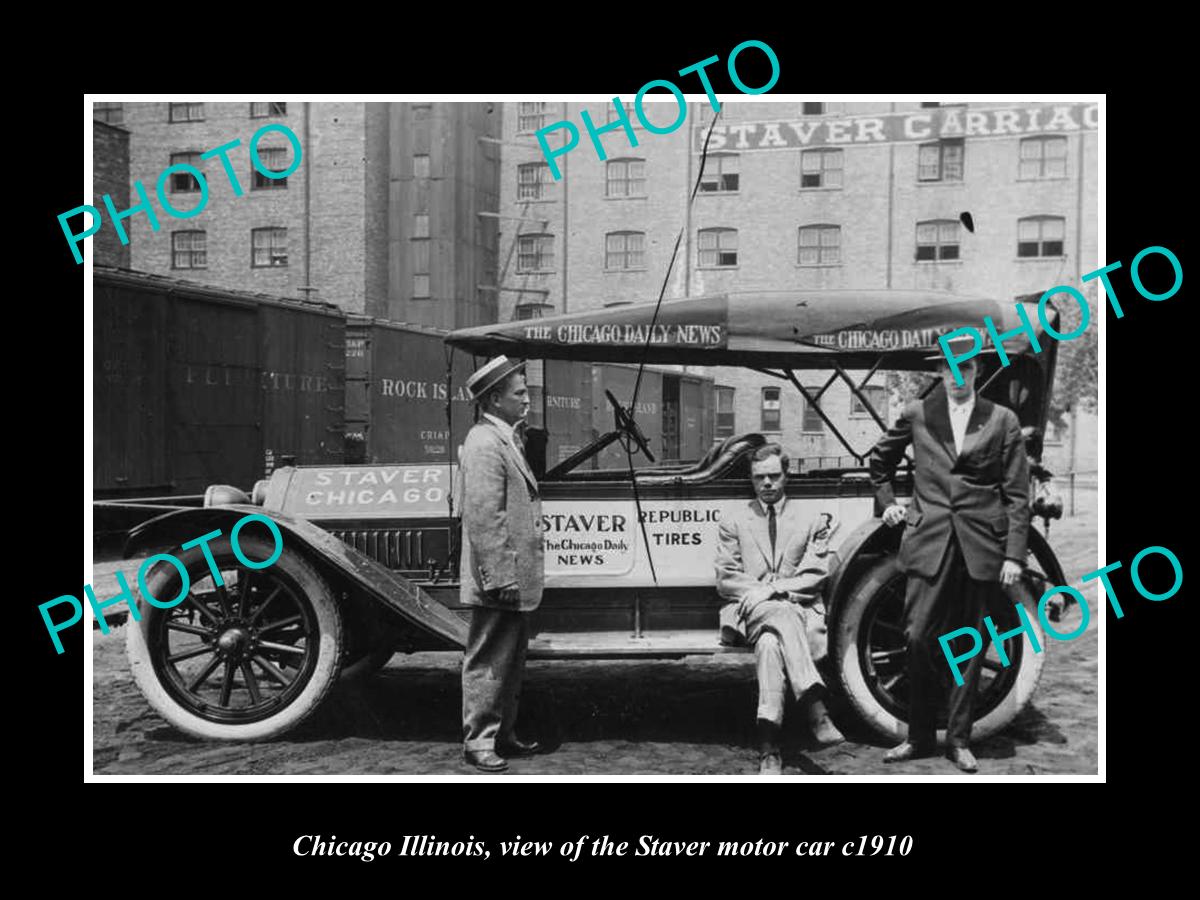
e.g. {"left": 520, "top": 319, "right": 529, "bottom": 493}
{"left": 759, "top": 751, "right": 783, "bottom": 776}
{"left": 806, "top": 699, "right": 844, "bottom": 746}
{"left": 463, "top": 749, "right": 508, "bottom": 772}
{"left": 810, "top": 714, "right": 845, "bottom": 747}
{"left": 883, "top": 741, "right": 934, "bottom": 764}
{"left": 946, "top": 745, "right": 978, "bottom": 773}
{"left": 496, "top": 736, "right": 543, "bottom": 758}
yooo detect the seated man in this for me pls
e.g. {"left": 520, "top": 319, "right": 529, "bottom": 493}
{"left": 714, "top": 443, "right": 844, "bottom": 775}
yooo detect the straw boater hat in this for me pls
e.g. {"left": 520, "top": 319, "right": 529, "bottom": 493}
{"left": 465, "top": 355, "right": 526, "bottom": 403}
{"left": 923, "top": 332, "right": 998, "bottom": 363}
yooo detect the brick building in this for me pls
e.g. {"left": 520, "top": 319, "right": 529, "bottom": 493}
{"left": 100, "top": 101, "right": 500, "bottom": 327}
{"left": 496, "top": 99, "right": 1098, "bottom": 467}
{"left": 92, "top": 117, "right": 130, "bottom": 268}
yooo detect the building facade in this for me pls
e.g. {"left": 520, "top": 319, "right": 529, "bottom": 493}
{"left": 497, "top": 99, "right": 1098, "bottom": 467}
{"left": 92, "top": 119, "right": 130, "bottom": 268}
{"left": 102, "top": 101, "right": 500, "bottom": 327}
{"left": 386, "top": 103, "right": 501, "bottom": 329}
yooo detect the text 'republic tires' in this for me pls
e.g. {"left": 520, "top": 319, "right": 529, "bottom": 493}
{"left": 832, "top": 552, "right": 1046, "bottom": 744}
{"left": 126, "top": 534, "right": 344, "bottom": 741}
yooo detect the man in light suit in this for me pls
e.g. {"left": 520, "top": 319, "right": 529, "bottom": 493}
{"left": 459, "top": 356, "right": 546, "bottom": 772}
{"left": 715, "top": 443, "right": 844, "bottom": 776}
{"left": 870, "top": 336, "right": 1030, "bottom": 773}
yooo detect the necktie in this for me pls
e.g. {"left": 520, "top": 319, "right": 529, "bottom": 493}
{"left": 767, "top": 503, "right": 777, "bottom": 560}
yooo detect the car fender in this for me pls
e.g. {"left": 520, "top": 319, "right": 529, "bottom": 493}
{"left": 124, "top": 505, "right": 467, "bottom": 649}
{"left": 823, "top": 516, "right": 900, "bottom": 624}
{"left": 822, "top": 515, "right": 1065, "bottom": 620}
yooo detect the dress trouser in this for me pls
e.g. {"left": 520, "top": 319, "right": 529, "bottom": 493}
{"left": 462, "top": 607, "right": 530, "bottom": 752}
{"left": 903, "top": 532, "right": 997, "bottom": 749}
{"left": 744, "top": 600, "right": 824, "bottom": 726}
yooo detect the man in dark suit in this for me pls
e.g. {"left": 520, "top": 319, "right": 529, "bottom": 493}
{"left": 715, "top": 444, "right": 844, "bottom": 776}
{"left": 458, "top": 356, "right": 546, "bottom": 772}
{"left": 869, "top": 336, "right": 1030, "bottom": 773}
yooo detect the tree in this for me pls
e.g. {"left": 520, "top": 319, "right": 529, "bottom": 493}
{"left": 886, "top": 369, "right": 935, "bottom": 411}
{"left": 1043, "top": 292, "right": 1098, "bottom": 433}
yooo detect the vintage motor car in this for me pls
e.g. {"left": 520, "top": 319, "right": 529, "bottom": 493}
{"left": 123, "top": 289, "right": 1066, "bottom": 745}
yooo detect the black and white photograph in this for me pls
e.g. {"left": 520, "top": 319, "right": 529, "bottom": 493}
{"left": 84, "top": 95, "right": 1102, "bottom": 779}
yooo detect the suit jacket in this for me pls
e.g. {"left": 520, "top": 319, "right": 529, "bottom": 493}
{"left": 458, "top": 418, "right": 544, "bottom": 611}
{"left": 869, "top": 387, "right": 1030, "bottom": 582}
{"left": 714, "top": 497, "right": 839, "bottom": 650}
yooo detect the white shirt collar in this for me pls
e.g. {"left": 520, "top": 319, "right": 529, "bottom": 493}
{"left": 760, "top": 494, "right": 787, "bottom": 515}
{"left": 948, "top": 393, "right": 975, "bottom": 416}
{"left": 948, "top": 394, "right": 975, "bottom": 455}
{"left": 482, "top": 412, "right": 516, "bottom": 440}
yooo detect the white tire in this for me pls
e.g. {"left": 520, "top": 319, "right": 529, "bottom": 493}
{"left": 126, "top": 534, "right": 343, "bottom": 741}
{"left": 832, "top": 554, "right": 1046, "bottom": 743}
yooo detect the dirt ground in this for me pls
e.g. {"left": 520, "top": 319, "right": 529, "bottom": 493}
{"left": 92, "top": 503, "right": 1098, "bottom": 777}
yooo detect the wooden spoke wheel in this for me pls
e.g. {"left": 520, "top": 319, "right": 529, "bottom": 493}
{"left": 127, "top": 535, "right": 343, "bottom": 741}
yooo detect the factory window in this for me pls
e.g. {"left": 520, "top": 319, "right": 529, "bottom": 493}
{"left": 761, "top": 387, "right": 782, "bottom": 432}
{"left": 917, "top": 138, "right": 964, "bottom": 182}
{"left": 169, "top": 153, "right": 202, "bottom": 193}
{"left": 802, "top": 389, "right": 824, "bottom": 433}
{"left": 850, "top": 385, "right": 888, "bottom": 420}
{"left": 517, "top": 102, "right": 548, "bottom": 132}
{"left": 798, "top": 224, "right": 841, "bottom": 266}
{"left": 606, "top": 158, "right": 646, "bottom": 197}
{"left": 699, "top": 153, "right": 739, "bottom": 192}
{"left": 698, "top": 227, "right": 738, "bottom": 268}
{"left": 715, "top": 386, "right": 736, "bottom": 439}
{"left": 916, "top": 219, "right": 960, "bottom": 261}
{"left": 604, "top": 231, "right": 646, "bottom": 271}
{"left": 169, "top": 102, "right": 204, "bottom": 123}
{"left": 1017, "top": 216, "right": 1066, "bottom": 258}
{"left": 518, "top": 162, "right": 552, "bottom": 200}
{"left": 250, "top": 102, "right": 287, "bottom": 118}
{"left": 1019, "top": 136, "right": 1068, "bottom": 179}
{"left": 413, "top": 213, "right": 429, "bottom": 238}
{"left": 411, "top": 238, "right": 430, "bottom": 274}
{"left": 800, "top": 102, "right": 841, "bottom": 115}
{"left": 517, "top": 234, "right": 555, "bottom": 272}
{"left": 251, "top": 227, "right": 288, "bottom": 267}
{"left": 605, "top": 100, "right": 638, "bottom": 123}
{"left": 171, "top": 231, "right": 206, "bottom": 269}
{"left": 800, "top": 148, "right": 843, "bottom": 189}
{"left": 412, "top": 214, "right": 431, "bottom": 299}
{"left": 515, "top": 303, "right": 549, "bottom": 320}
{"left": 251, "top": 147, "right": 290, "bottom": 189}
{"left": 94, "top": 102, "right": 123, "bottom": 124}
{"left": 698, "top": 228, "right": 738, "bottom": 268}
{"left": 413, "top": 154, "right": 430, "bottom": 178}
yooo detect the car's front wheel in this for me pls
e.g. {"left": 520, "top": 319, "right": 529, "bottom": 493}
{"left": 126, "top": 535, "right": 343, "bottom": 741}
{"left": 832, "top": 552, "right": 1046, "bottom": 743}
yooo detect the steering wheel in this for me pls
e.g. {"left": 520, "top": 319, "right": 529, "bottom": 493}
{"left": 605, "top": 389, "right": 656, "bottom": 463}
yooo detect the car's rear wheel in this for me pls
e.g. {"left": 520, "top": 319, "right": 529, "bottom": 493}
{"left": 126, "top": 535, "right": 343, "bottom": 741}
{"left": 832, "top": 552, "right": 1046, "bottom": 743}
